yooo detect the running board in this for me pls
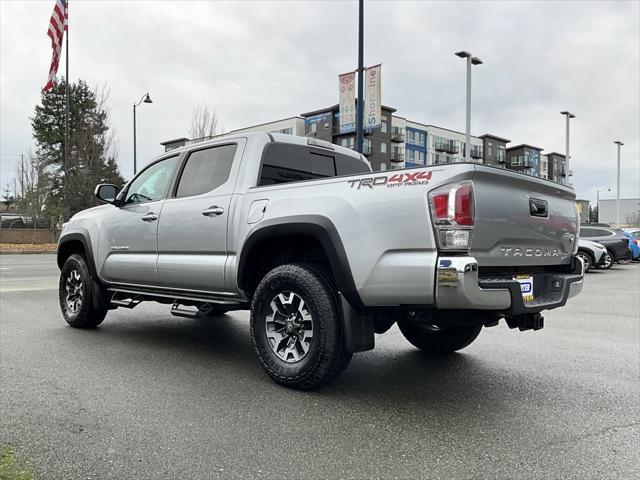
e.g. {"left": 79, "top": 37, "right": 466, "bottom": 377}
{"left": 107, "top": 286, "right": 246, "bottom": 309}
{"left": 170, "top": 301, "right": 224, "bottom": 319}
{"left": 110, "top": 292, "right": 142, "bottom": 309}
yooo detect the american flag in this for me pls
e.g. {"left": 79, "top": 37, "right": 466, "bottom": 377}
{"left": 43, "top": 0, "right": 68, "bottom": 92}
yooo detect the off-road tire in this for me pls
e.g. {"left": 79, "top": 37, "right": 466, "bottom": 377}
{"left": 576, "top": 251, "right": 593, "bottom": 273}
{"left": 250, "top": 263, "right": 352, "bottom": 390}
{"left": 59, "top": 254, "right": 109, "bottom": 328}
{"left": 397, "top": 320, "right": 482, "bottom": 355}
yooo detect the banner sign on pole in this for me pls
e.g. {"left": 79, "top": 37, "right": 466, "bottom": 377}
{"left": 364, "top": 64, "right": 382, "bottom": 128}
{"left": 339, "top": 71, "right": 356, "bottom": 134}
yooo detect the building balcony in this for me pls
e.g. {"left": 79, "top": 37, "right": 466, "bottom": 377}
{"left": 390, "top": 152, "right": 404, "bottom": 162}
{"left": 435, "top": 142, "right": 459, "bottom": 154}
{"left": 390, "top": 131, "right": 405, "bottom": 143}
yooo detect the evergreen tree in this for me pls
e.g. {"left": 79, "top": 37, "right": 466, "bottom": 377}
{"left": 30, "top": 79, "right": 124, "bottom": 217}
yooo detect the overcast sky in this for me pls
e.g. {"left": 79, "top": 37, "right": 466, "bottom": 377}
{"left": 1, "top": 0, "right": 638, "bottom": 204}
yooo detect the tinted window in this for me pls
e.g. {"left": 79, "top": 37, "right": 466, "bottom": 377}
{"left": 176, "top": 144, "right": 237, "bottom": 198}
{"left": 259, "top": 143, "right": 369, "bottom": 186}
{"left": 592, "top": 228, "right": 614, "bottom": 237}
{"left": 580, "top": 228, "right": 593, "bottom": 237}
{"left": 125, "top": 156, "right": 179, "bottom": 205}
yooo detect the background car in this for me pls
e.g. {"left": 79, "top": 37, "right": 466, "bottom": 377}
{"left": 622, "top": 229, "right": 640, "bottom": 261}
{"left": 577, "top": 239, "right": 608, "bottom": 272}
{"left": 580, "top": 225, "right": 632, "bottom": 267}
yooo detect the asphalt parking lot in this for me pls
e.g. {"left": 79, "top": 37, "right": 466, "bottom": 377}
{"left": 1, "top": 254, "right": 638, "bottom": 479}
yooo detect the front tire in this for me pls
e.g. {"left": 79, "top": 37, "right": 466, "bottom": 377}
{"left": 250, "top": 264, "right": 352, "bottom": 390}
{"left": 397, "top": 320, "right": 482, "bottom": 355}
{"left": 601, "top": 251, "right": 614, "bottom": 269}
{"left": 59, "top": 254, "right": 108, "bottom": 328}
{"left": 576, "top": 251, "right": 593, "bottom": 273}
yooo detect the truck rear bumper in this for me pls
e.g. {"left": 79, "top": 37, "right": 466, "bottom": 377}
{"left": 435, "top": 256, "right": 584, "bottom": 315}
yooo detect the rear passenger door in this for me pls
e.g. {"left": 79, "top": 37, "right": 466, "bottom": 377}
{"left": 156, "top": 141, "right": 243, "bottom": 292}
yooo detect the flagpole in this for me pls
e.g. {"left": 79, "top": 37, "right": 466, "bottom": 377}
{"left": 64, "top": 0, "right": 70, "bottom": 219}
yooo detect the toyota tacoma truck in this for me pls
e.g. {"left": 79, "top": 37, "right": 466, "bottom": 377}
{"left": 57, "top": 132, "right": 584, "bottom": 389}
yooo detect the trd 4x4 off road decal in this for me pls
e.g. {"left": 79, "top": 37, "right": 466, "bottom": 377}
{"left": 348, "top": 170, "right": 433, "bottom": 189}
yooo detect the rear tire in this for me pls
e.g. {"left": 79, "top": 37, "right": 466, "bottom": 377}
{"left": 250, "top": 263, "right": 352, "bottom": 390}
{"left": 59, "top": 254, "right": 108, "bottom": 328}
{"left": 397, "top": 320, "right": 482, "bottom": 355}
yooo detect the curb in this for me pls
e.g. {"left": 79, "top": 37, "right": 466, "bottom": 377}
{"left": 0, "top": 250, "right": 57, "bottom": 255}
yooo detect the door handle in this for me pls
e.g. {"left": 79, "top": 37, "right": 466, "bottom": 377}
{"left": 202, "top": 206, "right": 224, "bottom": 217}
{"left": 141, "top": 212, "right": 158, "bottom": 222}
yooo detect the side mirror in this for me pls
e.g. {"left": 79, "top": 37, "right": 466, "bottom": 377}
{"left": 95, "top": 184, "right": 119, "bottom": 204}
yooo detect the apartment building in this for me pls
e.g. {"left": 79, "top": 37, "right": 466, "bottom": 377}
{"left": 506, "top": 144, "right": 544, "bottom": 177}
{"left": 544, "top": 152, "right": 568, "bottom": 184}
{"left": 159, "top": 117, "right": 305, "bottom": 152}
{"left": 159, "top": 105, "right": 571, "bottom": 187}
{"left": 300, "top": 104, "right": 398, "bottom": 172}
{"left": 479, "top": 134, "right": 509, "bottom": 167}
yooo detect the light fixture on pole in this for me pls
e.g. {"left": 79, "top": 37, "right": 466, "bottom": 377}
{"left": 133, "top": 92, "right": 153, "bottom": 175}
{"left": 560, "top": 111, "right": 575, "bottom": 186}
{"left": 455, "top": 51, "right": 483, "bottom": 162}
{"left": 596, "top": 187, "right": 611, "bottom": 223}
{"left": 614, "top": 141, "right": 624, "bottom": 226}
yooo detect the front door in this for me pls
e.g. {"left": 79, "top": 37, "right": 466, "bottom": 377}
{"left": 99, "top": 155, "right": 180, "bottom": 285}
{"left": 156, "top": 142, "right": 240, "bottom": 292}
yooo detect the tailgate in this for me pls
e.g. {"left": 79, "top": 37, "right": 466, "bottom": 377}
{"left": 470, "top": 166, "right": 578, "bottom": 267}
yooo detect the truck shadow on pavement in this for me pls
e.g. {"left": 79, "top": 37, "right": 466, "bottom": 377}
{"left": 61, "top": 308, "right": 555, "bottom": 418}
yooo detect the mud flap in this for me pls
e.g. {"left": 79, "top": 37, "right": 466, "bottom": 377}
{"left": 339, "top": 293, "right": 374, "bottom": 353}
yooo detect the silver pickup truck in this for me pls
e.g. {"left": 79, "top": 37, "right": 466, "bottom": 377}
{"left": 57, "top": 132, "right": 583, "bottom": 389}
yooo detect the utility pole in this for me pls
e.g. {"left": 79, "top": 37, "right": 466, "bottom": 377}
{"left": 614, "top": 141, "right": 623, "bottom": 226}
{"left": 355, "top": 0, "right": 364, "bottom": 155}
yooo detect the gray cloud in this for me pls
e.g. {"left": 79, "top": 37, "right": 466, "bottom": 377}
{"left": 1, "top": 0, "right": 638, "bottom": 205}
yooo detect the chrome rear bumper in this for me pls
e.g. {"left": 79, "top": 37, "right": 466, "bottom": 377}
{"left": 435, "top": 256, "right": 584, "bottom": 314}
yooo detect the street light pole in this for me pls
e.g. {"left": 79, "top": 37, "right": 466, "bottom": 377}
{"left": 560, "top": 111, "right": 575, "bottom": 185}
{"left": 355, "top": 0, "right": 364, "bottom": 155}
{"left": 133, "top": 93, "right": 153, "bottom": 176}
{"left": 455, "top": 51, "right": 482, "bottom": 162}
{"left": 614, "top": 141, "right": 623, "bottom": 226}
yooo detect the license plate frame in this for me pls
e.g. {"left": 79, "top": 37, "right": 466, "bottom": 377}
{"left": 514, "top": 275, "right": 534, "bottom": 302}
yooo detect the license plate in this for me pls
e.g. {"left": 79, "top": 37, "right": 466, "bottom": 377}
{"left": 514, "top": 275, "right": 534, "bottom": 302}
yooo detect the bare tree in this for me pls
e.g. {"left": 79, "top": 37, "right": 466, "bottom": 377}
{"left": 188, "top": 103, "right": 221, "bottom": 140}
{"left": 15, "top": 150, "right": 48, "bottom": 227}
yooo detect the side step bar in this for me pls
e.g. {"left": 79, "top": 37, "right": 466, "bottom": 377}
{"left": 107, "top": 286, "right": 247, "bottom": 311}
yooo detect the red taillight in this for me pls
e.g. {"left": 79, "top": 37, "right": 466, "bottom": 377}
{"left": 453, "top": 184, "right": 474, "bottom": 226}
{"left": 428, "top": 181, "right": 475, "bottom": 252}
{"left": 634, "top": 239, "right": 639, "bottom": 245}
{"left": 432, "top": 193, "right": 449, "bottom": 219}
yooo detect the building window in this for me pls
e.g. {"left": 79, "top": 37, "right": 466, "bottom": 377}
{"left": 381, "top": 117, "right": 388, "bottom": 133}
{"left": 340, "top": 137, "right": 355, "bottom": 150}
{"left": 407, "top": 130, "right": 415, "bottom": 144}
{"left": 511, "top": 155, "right": 523, "bottom": 166}
{"left": 380, "top": 162, "right": 387, "bottom": 171}
{"left": 418, "top": 151, "right": 426, "bottom": 164}
{"left": 406, "top": 149, "right": 415, "bottom": 161}
{"left": 380, "top": 142, "right": 387, "bottom": 153}
{"left": 497, "top": 145, "right": 506, "bottom": 162}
